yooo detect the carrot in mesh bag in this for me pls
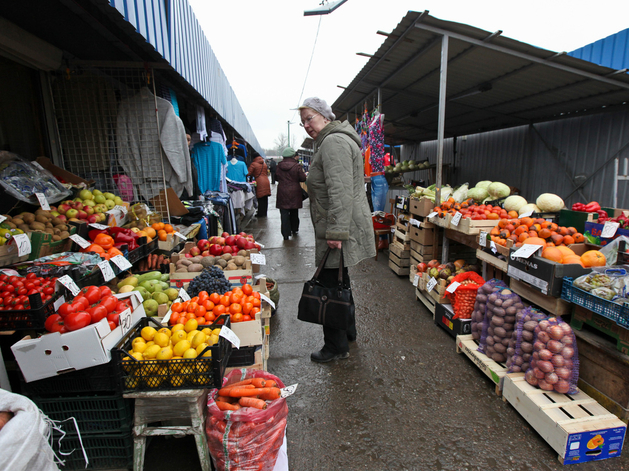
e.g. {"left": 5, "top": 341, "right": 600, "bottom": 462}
{"left": 445, "top": 271, "right": 485, "bottom": 320}
{"left": 206, "top": 369, "right": 288, "bottom": 471}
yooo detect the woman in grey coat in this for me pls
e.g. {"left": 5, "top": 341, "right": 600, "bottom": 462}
{"left": 298, "top": 97, "right": 376, "bottom": 363}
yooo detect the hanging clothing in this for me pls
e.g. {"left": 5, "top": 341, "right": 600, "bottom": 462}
{"left": 116, "top": 87, "right": 193, "bottom": 202}
{"left": 191, "top": 141, "right": 227, "bottom": 194}
{"left": 197, "top": 106, "right": 208, "bottom": 142}
{"left": 226, "top": 159, "right": 248, "bottom": 182}
{"left": 369, "top": 113, "right": 385, "bottom": 174}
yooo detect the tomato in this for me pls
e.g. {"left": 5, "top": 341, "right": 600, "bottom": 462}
{"left": 87, "top": 305, "right": 108, "bottom": 324}
{"left": 43, "top": 286, "right": 54, "bottom": 295}
{"left": 58, "top": 302, "right": 78, "bottom": 318}
{"left": 85, "top": 286, "right": 102, "bottom": 305}
{"left": 45, "top": 314, "right": 65, "bottom": 333}
{"left": 116, "top": 301, "right": 131, "bottom": 312}
{"left": 108, "top": 320, "right": 117, "bottom": 331}
{"left": 99, "top": 286, "right": 112, "bottom": 298}
{"left": 0, "top": 274, "right": 7, "bottom": 282}
{"left": 27, "top": 289, "right": 39, "bottom": 296}
{"left": 100, "top": 296, "right": 118, "bottom": 313}
{"left": 13, "top": 304, "right": 24, "bottom": 310}
{"left": 65, "top": 311, "right": 91, "bottom": 331}
{"left": 107, "top": 312, "right": 120, "bottom": 326}
{"left": 4, "top": 285, "right": 15, "bottom": 293}
{"left": 17, "top": 287, "right": 27, "bottom": 296}
{"left": 25, "top": 273, "right": 37, "bottom": 280}
{"left": 73, "top": 296, "right": 90, "bottom": 310}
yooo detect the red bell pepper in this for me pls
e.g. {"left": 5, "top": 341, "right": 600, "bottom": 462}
{"left": 584, "top": 201, "right": 601, "bottom": 212}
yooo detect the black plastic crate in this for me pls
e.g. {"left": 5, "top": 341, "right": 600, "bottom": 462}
{"left": 112, "top": 316, "right": 232, "bottom": 393}
{"left": 34, "top": 394, "right": 133, "bottom": 435}
{"left": 0, "top": 290, "right": 63, "bottom": 331}
{"left": 20, "top": 361, "right": 120, "bottom": 397}
{"left": 142, "top": 237, "right": 158, "bottom": 258}
{"left": 227, "top": 345, "right": 257, "bottom": 367}
{"left": 54, "top": 431, "right": 133, "bottom": 470}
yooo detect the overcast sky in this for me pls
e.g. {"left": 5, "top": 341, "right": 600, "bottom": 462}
{"left": 188, "top": 0, "right": 629, "bottom": 153}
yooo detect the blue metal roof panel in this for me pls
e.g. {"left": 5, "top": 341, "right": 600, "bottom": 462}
{"left": 569, "top": 28, "right": 629, "bottom": 71}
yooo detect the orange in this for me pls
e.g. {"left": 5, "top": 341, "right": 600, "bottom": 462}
{"left": 242, "top": 302, "right": 253, "bottom": 315}
{"left": 213, "top": 304, "right": 226, "bottom": 316}
{"left": 562, "top": 235, "right": 575, "bottom": 246}
{"left": 230, "top": 292, "right": 242, "bottom": 304}
{"left": 219, "top": 295, "right": 231, "bottom": 307}
{"left": 556, "top": 246, "right": 576, "bottom": 259}
{"left": 229, "top": 303, "right": 242, "bottom": 315}
{"left": 563, "top": 255, "right": 584, "bottom": 266}
{"left": 158, "top": 230, "right": 168, "bottom": 241}
{"left": 581, "top": 250, "right": 606, "bottom": 267}
{"left": 232, "top": 313, "right": 243, "bottom": 323}
{"left": 152, "top": 222, "right": 165, "bottom": 231}
{"left": 194, "top": 305, "right": 206, "bottom": 317}
{"left": 242, "top": 284, "right": 253, "bottom": 296}
{"left": 209, "top": 293, "right": 221, "bottom": 304}
{"left": 203, "top": 300, "right": 215, "bottom": 312}
{"left": 541, "top": 247, "right": 563, "bottom": 263}
{"left": 164, "top": 224, "right": 174, "bottom": 233}
{"left": 145, "top": 227, "right": 157, "bottom": 238}
{"left": 171, "top": 302, "right": 183, "bottom": 313}
{"left": 204, "top": 312, "right": 216, "bottom": 323}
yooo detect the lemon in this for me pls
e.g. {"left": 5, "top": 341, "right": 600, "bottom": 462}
{"left": 143, "top": 344, "right": 161, "bottom": 360}
{"left": 209, "top": 334, "right": 220, "bottom": 346}
{"left": 144, "top": 341, "right": 155, "bottom": 349}
{"left": 156, "top": 346, "right": 173, "bottom": 360}
{"left": 133, "top": 341, "right": 148, "bottom": 354}
{"left": 183, "top": 348, "right": 198, "bottom": 359}
{"left": 153, "top": 332, "right": 170, "bottom": 348}
{"left": 171, "top": 324, "right": 185, "bottom": 333}
{"left": 141, "top": 326, "right": 157, "bottom": 341}
{"left": 157, "top": 327, "right": 172, "bottom": 338}
{"left": 201, "top": 327, "right": 212, "bottom": 336}
{"left": 172, "top": 355, "right": 183, "bottom": 359}
{"left": 184, "top": 319, "right": 198, "bottom": 333}
{"left": 196, "top": 343, "right": 212, "bottom": 357}
{"left": 171, "top": 330, "right": 187, "bottom": 345}
{"left": 187, "top": 330, "right": 200, "bottom": 342}
{"left": 212, "top": 328, "right": 222, "bottom": 335}
{"left": 171, "top": 374, "right": 186, "bottom": 387}
{"left": 173, "top": 339, "right": 191, "bottom": 357}
{"left": 131, "top": 351, "right": 144, "bottom": 361}
{"left": 125, "top": 375, "right": 140, "bottom": 388}
{"left": 191, "top": 332, "right": 207, "bottom": 349}
{"left": 132, "top": 337, "right": 146, "bottom": 347}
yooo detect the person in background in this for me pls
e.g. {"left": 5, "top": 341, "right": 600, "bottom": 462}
{"left": 248, "top": 152, "right": 271, "bottom": 217}
{"left": 298, "top": 96, "right": 376, "bottom": 363}
{"left": 269, "top": 157, "right": 277, "bottom": 184}
{"left": 275, "top": 147, "right": 307, "bottom": 240}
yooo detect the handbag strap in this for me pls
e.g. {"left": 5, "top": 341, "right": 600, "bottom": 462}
{"left": 312, "top": 246, "right": 345, "bottom": 286}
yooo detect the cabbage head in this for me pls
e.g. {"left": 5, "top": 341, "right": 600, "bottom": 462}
{"left": 467, "top": 187, "right": 489, "bottom": 202}
{"left": 487, "top": 182, "right": 510, "bottom": 199}
{"left": 503, "top": 195, "right": 528, "bottom": 213}
{"left": 475, "top": 180, "right": 492, "bottom": 190}
{"left": 536, "top": 193, "right": 564, "bottom": 212}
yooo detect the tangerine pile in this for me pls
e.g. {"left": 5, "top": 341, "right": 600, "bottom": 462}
{"left": 151, "top": 222, "right": 175, "bottom": 241}
{"left": 434, "top": 198, "right": 518, "bottom": 221}
{"left": 168, "top": 283, "right": 261, "bottom": 326}
{"left": 489, "top": 217, "right": 585, "bottom": 248}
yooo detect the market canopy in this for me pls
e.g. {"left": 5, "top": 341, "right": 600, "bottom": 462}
{"left": 332, "top": 11, "right": 629, "bottom": 144}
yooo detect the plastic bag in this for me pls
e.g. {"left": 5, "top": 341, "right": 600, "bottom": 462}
{"left": 572, "top": 272, "right": 613, "bottom": 292}
{"left": 506, "top": 307, "right": 548, "bottom": 373}
{"left": 591, "top": 286, "right": 616, "bottom": 300}
{"left": 478, "top": 285, "right": 525, "bottom": 363}
{"left": 446, "top": 271, "right": 485, "bottom": 319}
{"left": 0, "top": 152, "right": 71, "bottom": 205}
{"left": 599, "top": 235, "right": 629, "bottom": 265}
{"left": 206, "top": 369, "right": 288, "bottom": 471}
{"left": 524, "top": 317, "right": 579, "bottom": 394}
{"left": 471, "top": 279, "right": 507, "bottom": 341}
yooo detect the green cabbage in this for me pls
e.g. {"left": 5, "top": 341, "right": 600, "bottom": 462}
{"left": 487, "top": 182, "right": 510, "bottom": 199}
{"left": 475, "top": 181, "right": 492, "bottom": 190}
{"left": 536, "top": 193, "right": 565, "bottom": 212}
{"left": 503, "top": 195, "right": 528, "bottom": 213}
{"left": 467, "top": 187, "right": 489, "bottom": 202}
{"left": 452, "top": 183, "right": 469, "bottom": 203}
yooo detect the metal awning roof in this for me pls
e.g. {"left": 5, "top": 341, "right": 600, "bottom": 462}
{"left": 332, "top": 10, "right": 629, "bottom": 144}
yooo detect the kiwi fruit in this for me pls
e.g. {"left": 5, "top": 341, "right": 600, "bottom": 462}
{"left": 35, "top": 214, "right": 49, "bottom": 224}
{"left": 11, "top": 218, "right": 24, "bottom": 226}
{"left": 18, "top": 224, "right": 30, "bottom": 232}
{"left": 20, "top": 213, "right": 35, "bottom": 224}
{"left": 51, "top": 217, "right": 64, "bottom": 226}
{"left": 59, "top": 231, "right": 70, "bottom": 239}
{"left": 5, "top": 222, "right": 16, "bottom": 229}
{"left": 53, "top": 227, "right": 61, "bottom": 234}
{"left": 44, "top": 228, "right": 55, "bottom": 235}
{"left": 29, "top": 222, "right": 46, "bottom": 231}
{"left": 55, "top": 224, "right": 68, "bottom": 232}
{"left": 52, "top": 234, "right": 61, "bottom": 241}
{"left": 45, "top": 222, "right": 53, "bottom": 228}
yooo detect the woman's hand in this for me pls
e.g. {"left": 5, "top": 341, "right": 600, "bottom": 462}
{"left": 327, "top": 240, "right": 342, "bottom": 249}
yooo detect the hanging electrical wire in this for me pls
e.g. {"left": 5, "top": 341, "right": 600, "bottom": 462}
{"left": 292, "top": 15, "right": 323, "bottom": 122}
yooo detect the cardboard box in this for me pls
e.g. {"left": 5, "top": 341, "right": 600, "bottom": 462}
{"left": 150, "top": 188, "right": 189, "bottom": 217}
{"left": 409, "top": 225, "right": 437, "bottom": 245}
{"left": 230, "top": 312, "right": 264, "bottom": 347}
{"left": 12, "top": 292, "right": 145, "bottom": 382}
{"left": 28, "top": 226, "right": 76, "bottom": 261}
{"left": 507, "top": 243, "right": 594, "bottom": 297}
{"left": 0, "top": 238, "right": 29, "bottom": 267}
{"left": 36, "top": 157, "right": 92, "bottom": 186}
{"left": 584, "top": 221, "right": 629, "bottom": 247}
{"left": 409, "top": 197, "right": 434, "bottom": 217}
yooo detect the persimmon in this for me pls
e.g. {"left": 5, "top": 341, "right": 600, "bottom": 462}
{"left": 556, "top": 246, "right": 576, "bottom": 259}
{"left": 507, "top": 211, "right": 519, "bottom": 219}
{"left": 528, "top": 230, "right": 539, "bottom": 238}
{"left": 487, "top": 212, "right": 500, "bottom": 220}
{"left": 573, "top": 233, "right": 585, "bottom": 243}
{"left": 559, "top": 227, "right": 569, "bottom": 236}
{"left": 567, "top": 227, "right": 578, "bottom": 236}
{"left": 538, "top": 228, "right": 552, "bottom": 239}
{"left": 562, "top": 235, "right": 575, "bottom": 246}
{"left": 518, "top": 232, "right": 530, "bottom": 243}
{"left": 563, "top": 255, "right": 584, "bottom": 266}
{"left": 531, "top": 223, "right": 542, "bottom": 233}
{"left": 520, "top": 217, "right": 534, "bottom": 227}
{"left": 514, "top": 225, "right": 528, "bottom": 236}
{"left": 505, "top": 224, "right": 515, "bottom": 233}
{"left": 524, "top": 237, "right": 547, "bottom": 246}
{"left": 549, "top": 223, "right": 558, "bottom": 232}
{"left": 542, "top": 247, "right": 563, "bottom": 263}
{"left": 498, "top": 219, "right": 509, "bottom": 229}
{"left": 551, "top": 233, "right": 564, "bottom": 246}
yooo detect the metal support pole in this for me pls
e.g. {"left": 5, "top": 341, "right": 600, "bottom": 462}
{"left": 435, "top": 34, "right": 449, "bottom": 207}
{"left": 377, "top": 87, "right": 382, "bottom": 113}
{"left": 287, "top": 121, "right": 290, "bottom": 148}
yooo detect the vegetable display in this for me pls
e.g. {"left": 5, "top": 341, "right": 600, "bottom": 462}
{"left": 0, "top": 273, "right": 57, "bottom": 311}
{"left": 471, "top": 279, "right": 507, "bottom": 341}
{"left": 535, "top": 193, "right": 565, "bottom": 212}
{"left": 187, "top": 266, "right": 232, "bottom": 298}
{"left": 506, "top": 306, "right": 547, "bottom": 373}
{"left": 445, "top": 271, "right": 485, "bottom": 319}
{"left": 488, "top": 217, "right": 586, "bottom": 249}
{"left": 478, "top": 287, "right": 525, "bottom": 363}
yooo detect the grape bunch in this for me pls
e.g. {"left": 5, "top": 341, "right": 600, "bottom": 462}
{"left": 187, "top": 266, "right": 232, "bottom": 297}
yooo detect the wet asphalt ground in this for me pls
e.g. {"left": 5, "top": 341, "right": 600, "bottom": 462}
{"left": 145, "top": 191, "right": 629, "bottom": 471}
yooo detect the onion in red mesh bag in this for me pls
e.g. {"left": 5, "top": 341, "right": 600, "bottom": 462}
{"left": 524, "top": 317, "right": 579, "bottom": 394}
{"left": 478, "top": 287, "right": 525, "bottom": 363}
{"left": 506, "top": 307, "right": 548, "bottom": 373}
{"left": 471, "top": 279, "right": 507, "bottom": 341}
{"left": 445, "top": 271, "right": 485, "bottom": 320}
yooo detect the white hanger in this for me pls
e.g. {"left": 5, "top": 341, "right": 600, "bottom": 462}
{"left": 230, "top": 157, "right": 238, "bottom": 164}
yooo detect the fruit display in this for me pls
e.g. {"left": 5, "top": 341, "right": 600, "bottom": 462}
{"left": 408, "top": 184, "right": 452, "bottom": 204}
{"left": 187, "top": 266, "right": 232, "bottom": 298}
{"left": 51, "top": 188, "right": 126, "bottom": 225}
{"left": 86, "top": 227, "right": 144, "bottom": 253}
{"left": 524, "top": 317, "right": 579, "bottom": 394}
{"left": 385, "top": 159, "right": 428, "bottom": 174}
{"left": 444, "top": 271, "right": 485, "bottom": 320}
{"left": 169, "top": 284, "right": 261, "bottom": 326}
{"left": 416, "top": 259, "right": 480, "bottom": 284}
{"left": 116, "top": 271, "right": 177, "bottom": 316}
{"left": 126, "top": 203, "right": 163, "bottom": 229}
{"left": 0, "top": 273, "right": 58, "bottom": 311}
{"left": 506, "top": 306, "right": 547, "bottom": 373}
{"left": 175, "top": 252, "right": 250, "bottom": 273}
{"left": 488, "top": 217, "right": 586, "bottom": 249}
{"left": 541, "top": 247, "right": 606, "bottom": 267}
{"left": 1, "top": 210, "right": 72, "bottom": 242}
{"left": 194, "top": 232, "right": 260, "bottom": 258}
{"left": 433, "top": 198, "right": 511, "bottom": 220}
{"left": 137, "top": 253, "right": 170, "bottom": 272}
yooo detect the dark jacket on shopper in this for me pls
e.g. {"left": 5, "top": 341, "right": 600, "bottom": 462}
{"left": 275, "top": 157, "right": 307, "bottom": 209}
{"left": 307, "top": 120, "right": 376, "bottom": 268}
{"left": 247, "top": 156, "right": 271, "bottom": 198}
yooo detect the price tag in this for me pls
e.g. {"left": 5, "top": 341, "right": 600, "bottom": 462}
{"left": 113, "top": 205, "right": 128, "bottom": 215}
{"left": 520, "top": 211, "right": 533, "bottom": 218}
{"left": 254, "top": 273, "right": 267, "bottom": 280}
{"left": 179, "top": 288, "right": 191, "bottom": 302}
{"left": 70, "top": 234, "right": 91, "bottom": 249}
{"left": 35, "top": 193, "right": 50, "bottom": 211}
{"left": 451, "top": 212, "right": 462, "bottom": 226}
{"left": 219, "top": 326, "right": 241, "bottom": 349}
{"left": 427, "top": 211, "right": 438, "bottom": 219}
{"left": 390, "top": 226, "right": 396, "bottom": 233}
{"left": 512, "top": 243, "right": 542, "bottom": 259}
{"left": 426, "top": 277, "right": 437, "bottom": 293}
{"left": 118, "top": 308, "right": 132, "bottom": 335}
{"left": 479, "top": 231, "right": 488, "bottom": 247}
{"left": 490, "top": 241, "right": 498, "bottom": 254}
{"left": 54, "top": 295, "right": 66, "bottom": 312}
{"left": 250, "top": 253, "right": 266, "bottom": 265}
{"left": 601, "top": 221, "right": 619, "bottom": 238}
{"left": 110, "top": 255, "right": 132, "bottom": 271}
{"left": 446, "top": 281, "right": 461, "bottom": 293}
{"left": 174, "top": 232, "right": 187, "bottom": 241}
{"left": 130, "top": 291, "right": 144, "bottom": 306}
{"left": 413, "top": 274, "right": 420, "bottom": 287}
{"left": 98, "top": 260, "right": 115, "bottom": 282}
{"left": 255, "top": 242, "right": 265, "bottom": 248}
{"left": 280, "top": 383, "right": 298, "bottom": 398}
{"left": 259, "top": 293, "right": 275, "bottom": 309}
{"left": 57, "top": 275, "right": 80, "bottom": 296}
{"left": 0, "top": 215, "right": 6, "bottom": 224}
{"left": 12, "top": 233, "right": 31, "bottom": 256}
{"left": 409, "top": 218, "right": 420, "bottom": 227}
{"left": 546, "top": 218, "right": 553, "bottom": 223}
{"left": 0, "top": 269, "right": 19, "bottom": 276}
{"left": 89, "top": 223, "right": 109, "bottom": 230}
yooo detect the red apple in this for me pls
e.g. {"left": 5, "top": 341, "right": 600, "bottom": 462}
{"left": 221, "top": 232, "right": 229, "bottom": 238}
{"left": 185, "top": 253, "right": 193, "bottom": 258}
{"left": 244, "top": 240, "right": 255, "bottom": 250}
{"left": 210, "top": 244, "right": 223, "bottom": 256}
{"left": 239, "top": 232, "right": 247, "bottom": 237}
{"left": 222, "top": 245, "right": 233, "bottom": 254}
{"left": 189, "top": 246, "right": 201, "bottom": 256}
{"left": 197, "top": 239, "right": 209, "bottom": 251}
{"left": 77, "top": 210, "right": 88, "bottom": 220}
{"left": 201, "top": 250, "right": 210, "bottom": 257}
{"left": 87, "top": 214, "right": 99, "bottom": 224}
{"left": 215, "top": 237, "right": 225, "bottom": 246}
{"left": 224, "top": 236, "right": 236, "bottom": 246}
{"left": 57, "top": 203, "right": 70, "bottom": 215}
{"left": 236, "top": 238, "right": 247, "bottom": 249}
{"left": 56, "top": 214, "right": 67, "bottom": 222}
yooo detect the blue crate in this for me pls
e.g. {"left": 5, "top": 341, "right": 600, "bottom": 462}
{"left": 561, "top": 277, "right": 629, "bottom": 328}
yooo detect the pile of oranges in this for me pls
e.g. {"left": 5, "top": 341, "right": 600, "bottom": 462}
{"left": 149, "top": 222, "right": 175, "bottom": 242}
{"left": 489, "top": 217, "right": 585, "bottom": 248}
{"left": 168, "top": 284, "right": 262, "bottom": 326}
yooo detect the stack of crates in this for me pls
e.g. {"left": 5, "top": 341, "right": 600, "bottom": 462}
{"left": 408, "top": 198, "right": 440, "bottom": 267}
{"left": 389, "top": 215, "right": 412, "bottom": 276}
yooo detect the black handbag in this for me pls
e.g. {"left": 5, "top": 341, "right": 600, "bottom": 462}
{"left": 297, "top": 247, "right": 352, "bottom": 330}
{"left": 301, "top": 188, "right": 309, "bottom": 200}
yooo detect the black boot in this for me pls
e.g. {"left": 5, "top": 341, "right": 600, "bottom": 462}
{"left": 310, "top": 349, "right": 349, "bottom": 363}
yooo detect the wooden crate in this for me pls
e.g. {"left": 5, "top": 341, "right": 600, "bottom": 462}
{"left": 409, "top": 264, "right": 418, "bottom": 285}
{"left": 510, "top": 278, "right": 571, "bottom": 317}
{"left": 388, "top": 257, "right": 410, "bottom": 275}
{"left": 456, "top": 334, "right": 508, "bottom": 395}
{"left": 388, "top": 251, "right": 410, "bottom": 268}
{"left": 410, "top": 239, "right": 438, "bottom": 256}
{"left": 393, "top": 230, "right": 410, "bottom": 250}
{"left": 502, "top": 373, "right": 627, "bottom": 465}
{"left": 571, "top": 304, "right": 629, "bottom": 355}
{"left": 409, "top": 225, "right": 437, "bottom": 245}
{"left": 436, "top": 212, "right": 500, "bottom": 235}
{"left": 389, "top": 241, "right": 410, "bottom": 259}
{"left": 476, "top": 249, "right": 508, "bottom": 273}
{"left": 409, "top": 197, "right": 434, "bottom": 217}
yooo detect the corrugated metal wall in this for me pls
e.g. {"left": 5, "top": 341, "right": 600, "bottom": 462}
{"left": 569, "top": 29, "right": 629, "bottom": 70}
{"left": 400, "top": 109, "right": 629, "bottom": 208}
{"left": 107, "top": 0, "right": 263, "bottom": 154}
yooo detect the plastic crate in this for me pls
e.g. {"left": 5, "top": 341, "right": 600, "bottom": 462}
{"left": 34, "top": 394, "right": 133, "bottom": 435}
{"left": 561, "top": 277, "right": 629, "bottom": 328}
{"left": 54, "top": 430, "right": 133, "bottom": 470}
{"left": 142, "top": 237, "right": 158, "bottom": 259}
{"left": 112, "top": 315, "right": 232, "bottom": 393}
{"left": 20, "top": 361, "right": 119, "bottom": 397}
{"left": 0, "top": 290, "right": 63, "bottom": 331}
{"left": 227, "top": 345, "right": 257, "bottom": 367}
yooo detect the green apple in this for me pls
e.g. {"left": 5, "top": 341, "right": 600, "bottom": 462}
{"left": 103, "top": 192, "right": 116, "bottom": 200}
{"left": 92, "top": 189, "right": 103, "bottom": 196}
{"left": 143, "top": 299, "right": 159, "bottom": 317}
{"left": 114, "top": 196, "right": 124, "bottom": 206}
{"left": 83, "top": 199, "right": 96, "bottom": 207}
{"left": 105, "top": 199, "right": 116, "bottom": 210}
{"left": 152, "top": 291, "right": 169, "bottom": 305}
{"left": 94, "top": 194, "right": 106, "bottom": 204}
{"left": 79, "top": 189, "right": 93, "bottom": 200}
{"left": 165, "top": 288, "right": 179, "bottom": 301}
{"left": 94, "top": 204, "right": 108, "bottom": 214}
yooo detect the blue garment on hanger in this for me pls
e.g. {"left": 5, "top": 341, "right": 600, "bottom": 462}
{"left": 191, "top": 141, "right": 227, "bottom": 193}
{"left": 226, "top": 159, "right": 248, "bottom": 182}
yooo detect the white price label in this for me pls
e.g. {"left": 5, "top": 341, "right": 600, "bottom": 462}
{"left": 254, "top": 273, "right": 267, "bottom": 280}
{"left": 427, "top": 211, "right": 438, "bottom": 219}
{"left": 255, "top": 242, "right": 265, "bottom": 248}
{"left": 479, "top": 231, "right": 488, "bottom": 248}
{"left": 259, "top": 293, "right": 275, "bottom": 309}
{"left": 118, "top": 308, "right": 132, "bottom": 335}
{"left": 174, "top": 231, "right": 187, "bottom": 240}
{"left": 219, "top": 326, "right": 241, "bottom": 349}
{"left": 110, "top": 255, "right": 132, "bottom": 271}
{"left": 451, "top": 212, "right": 462, "bottom": 226}
{"left": 601, "top": 221, "right": 620, "bottom": 238}
{"left": 446, "top": 281, "right": 461, "bottom": 293}
{"left": 12, "top": 233, "right": 31, "bottom": 256}
{"left": 250, "top": 253, "right": 266, "bottom": 265}
{"left": 35, "top": 193, "right": 50, "bottom": 211}
{"left": 512, "top": 244, "right": 542, "bottom": 259}
{"left": 490, "top": 241, "right": 498, "bottom": 254}
{"left": 70, "top": 234, "right": 91, "bottom": 249}
{"left": 0, "top": 215, "right": 6, "bottom": 224}
{"left": 57, "top": 275, "right": 80, "bottom": 296}
{"left": 54, "top": 295, "right": 66, "bottom": 312}
{"left": 131, "top": 291, "right": 144, "bottom": 306}
{"left": 409, "top": 218, "right": 421, "bottom": 227}
{"left": 98, "top": 260, "right": 116, "bottom": 282}
{"left": 179, "top": 288, "right": 191, "bottom": 302}
{"left": 426, "top": 277, "right": 437, "bottom": 293}
{"left": 390, "top": 226, "right": 396, "bottom": 233}
{"left": 280, "top": 383, "right": 298, "bottom": 398}
{"left": 113, "top": 205, "right": 128, "bottom": 215}
{"left": 520, "top": 211, "right": 533, "bottom": 218}
{"left": 89, "top": 223, "right": 109, "bottom": 230}
{"left": 0, "top": 269, "right": 19, "bottom": 276}
{"left": 413, "top": 274, "right": 420, "bottom": 287}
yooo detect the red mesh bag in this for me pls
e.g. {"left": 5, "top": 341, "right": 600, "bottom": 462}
{"left": 445, "top": 271, "right": 485, "bottom": 319}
